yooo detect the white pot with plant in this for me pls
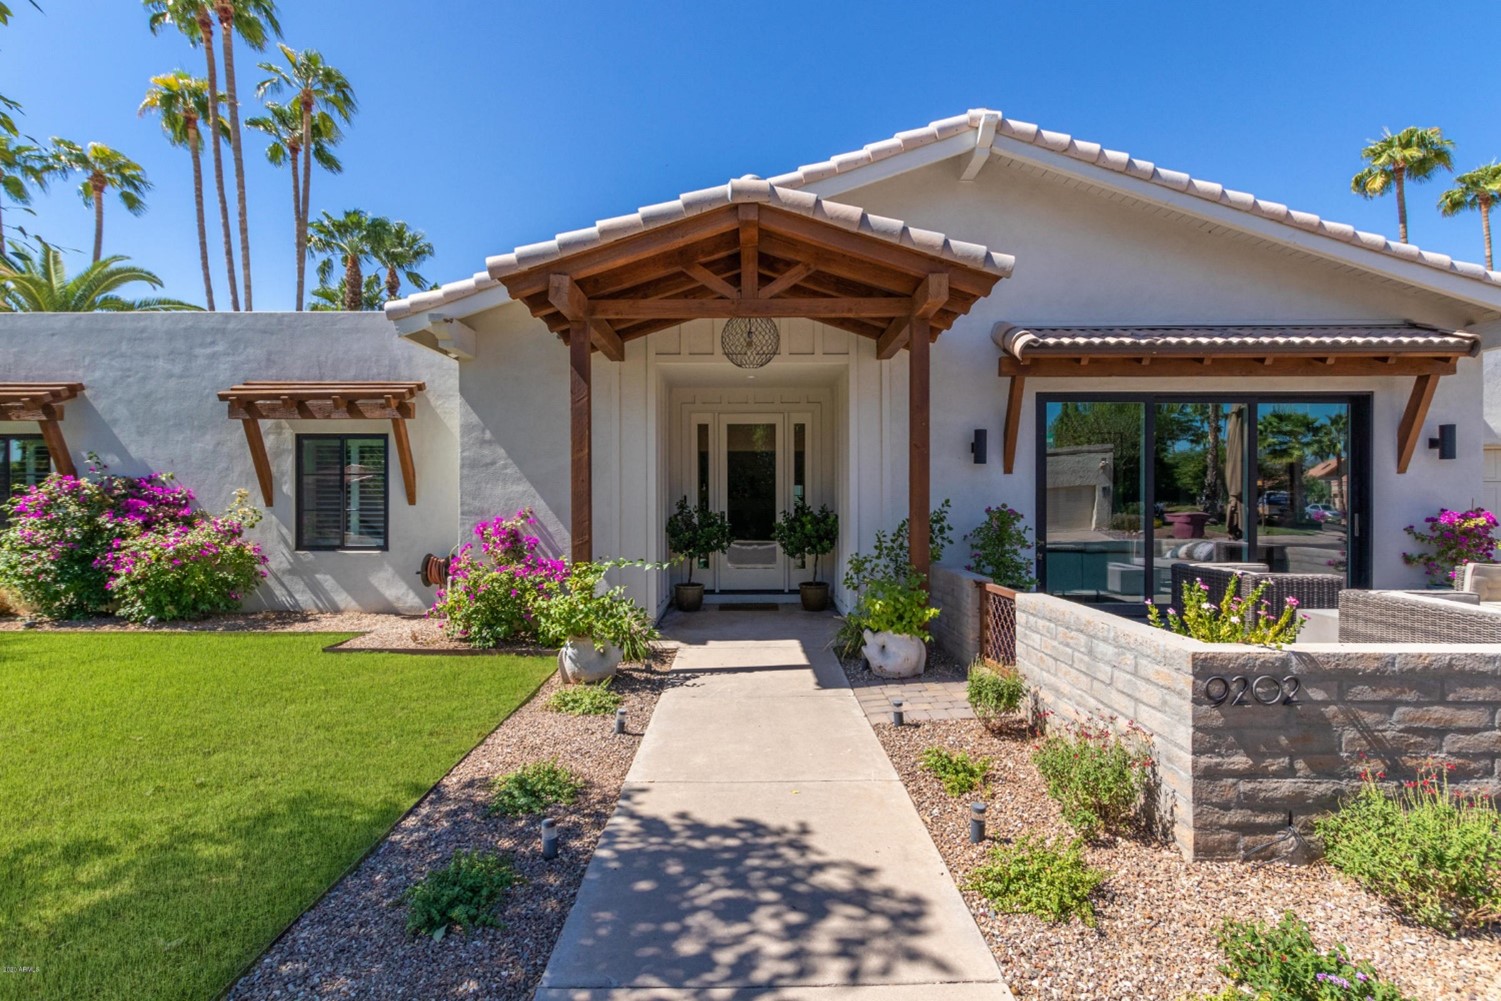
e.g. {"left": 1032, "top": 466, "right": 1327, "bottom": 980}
{"left": 538, "top": 559, "right": 659, "bottom": 683}
{"left": 664, "top": 497, "right": 733, "bottom": 612}
{"left": 771, "top": 499, "right": 839, "bottom": 611}
{"left": 857, "top": 571, "right": 940, "bottom": 679}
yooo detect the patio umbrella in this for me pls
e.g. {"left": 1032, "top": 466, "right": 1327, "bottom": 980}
{"left": 1224, "top": 406, "right": 1246, "bottom": 542}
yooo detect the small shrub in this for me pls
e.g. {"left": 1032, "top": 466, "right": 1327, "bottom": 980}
{"left": 964, "top": 835, "right": 1109, "bottom": 926}
{"left": 1032, "top": 717, "right": 1152, "bottom": 840}
{"left": 0, "top": 586, "right": 28, "bottom": 617}
{"left": 1209, "top": 911, "right": 1418, "bottom": 1000}
{"left": 98, "top": 490, "right": 268, "bottom": 622}
{"left": 430, "top": 510, "right": 568, "bottom": 646}
{"left": 535, "top": 559, "right": 660, "bottom": 663}
{"left": 1147, "top": 575, "right": 1304, "bottom": 647}
{"left": 964, "top": 504, "right": 1036, "bottom": 590}
{"left": 967, "top": 661, "right": 1027, "bottom": 719}
{"left": 404, "top": 850, "right": 518, "bottom": 941}
{"left": 919, "top": 746, "right": 991, "bottom": 796}
{"left": 490, "top": 760, "right": 584, "bottom": 817}
{"left": 1314, "top": 763, "right": 1501, "bottom": 934}
{"left": 545, "top": 679, "right": 623, "bottom": 716}
{"left": 1402, "top": 507, "right": 1499, "bottom": 586}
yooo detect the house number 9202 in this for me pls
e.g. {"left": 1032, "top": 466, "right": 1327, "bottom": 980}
{"left": 1203, "top": 675, "right": 1300, "bottom": 706}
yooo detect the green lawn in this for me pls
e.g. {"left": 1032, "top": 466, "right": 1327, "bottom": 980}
{"left": 0, "top": 633, "right": 554, "bottom": 1001}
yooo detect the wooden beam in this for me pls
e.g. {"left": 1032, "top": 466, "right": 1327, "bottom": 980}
{"left": 876, "top": 317, "right": 911, "bottom": 360}
{"left": 570, "top": 319, "right": 592, "bottom": 562}
{"left": 587, "top": 296, "right": 910, "bottom": 319}
{"left": 589, "top": 318, "right": 625, "bottom": 362}
{"left": 758, "top": 263, "right": 814, "bottom": 299}
{"left": 738, "top": 204, "right": 759, "bottom": 298}
{"left": 36, "top": 419, "right": 74, "bottom": 478}
{"left": 909, "top": 316, "right": 931, "bottom": 581}
{"left": 998, "top": 355, "right": 1460, "bottom": 379}
{"left": 683, "top": 263, "right": 739, "bottom": 299}
{"left": 1002, "top": 375, "right": 1025, "bottom": 474}
{"left": 225, "top": 400, "right": 414, "bottom": 421}
{"left": 912, "top": 273, "right": 950, "bottom": 319}
{"left": 1397, "top": 373, "right": 1440, "bottom": 474}
{"left": 391, "top": 418, "right": 417, "bottom": 505}
{"left": 549, "top": 273, "right": 588, "bottom": 321}
{"left": 240, "top": 418, "right": 274, "bottom": 506}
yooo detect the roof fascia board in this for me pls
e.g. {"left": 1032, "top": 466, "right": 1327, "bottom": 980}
{"left": 793, "top": 132, "right": 976, "bottom": 199}
{"left": 988, "top": 136, "right": 1501, "bottom": 316}
{"left": 392, "top": 284, "right": 513, "bottom": 339}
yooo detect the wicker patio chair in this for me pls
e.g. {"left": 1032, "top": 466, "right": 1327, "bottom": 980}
{"left": 1167, "top": 562, "right": 1341, "bottom": 610}
{"left": 1338, "top": 589, "right": 1501, "bottom": 643}
{"left": 1167, "top": 562, "right": 1268, "bottom": 606}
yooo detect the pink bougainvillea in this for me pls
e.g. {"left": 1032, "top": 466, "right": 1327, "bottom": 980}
{"left": 1402, "top": 508, "right": 1500, "bottom": 585}
{"left": 430, "top": 509, "right": 569, "bottom": 646}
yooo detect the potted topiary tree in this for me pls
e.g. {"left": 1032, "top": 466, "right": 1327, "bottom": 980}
{"left": 665, "top": 496, "right": 732, "bottom": 612}
{"left": 771, "top": 499, "right": 839, "bottom": 611}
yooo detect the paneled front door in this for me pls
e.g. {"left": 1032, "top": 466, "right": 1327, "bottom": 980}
{"left": 718, "top": 415, "right": 785, "bottom": 590}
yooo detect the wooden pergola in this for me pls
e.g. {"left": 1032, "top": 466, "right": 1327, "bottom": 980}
{"left": 489, "top": 189, "right": 1012, "bottom": 573}
{"left": 0, "top": 382, "right": 83, "bottom": 476}
{"left": 994, "top": 324, "right": 1480, "bottom": 475}
{"left": 217, "top": 381, "right": 426, "bottom": 506}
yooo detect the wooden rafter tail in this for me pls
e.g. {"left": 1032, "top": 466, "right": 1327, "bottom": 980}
{"left": 1396, "top": 373, "right": 1440, "bottom": 474}
{"left": 1002, "top": 375, "right": 1025, "bottom": 475}
{"left": 241, "top": 418, "right": 274, "bottom": 506}
{"left": 391, "top": 418, "right": 417, "bottom": 505}
{"left": 36, "top": 419, "right": 75, "bottom": 478}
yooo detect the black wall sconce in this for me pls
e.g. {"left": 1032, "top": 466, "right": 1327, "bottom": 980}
{"left": 1428, "top": 424, "right": 1457, "bottom": 460}
{"left": 971, "top": 428, "right": 988, "bottom": 465}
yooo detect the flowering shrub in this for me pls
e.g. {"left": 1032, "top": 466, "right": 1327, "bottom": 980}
{"left": 1207, "top": 911, "right": 1417, "bottom": 1000}
{"left": 1402, "top": 507, "right": 1500, "bottom": 585}
{"left": 98, "top": 491, "right": 267, "bottom": 622}
{"left": 534, "top": 558, "right": 660, "bottom": 662}
{"left": 1314, "top": 761, "right": 1500, "bottom": 933}
{"left": 1147, "top": 576, "right": 1305, "bottom": 647}
{"left": 429, "top": 510, "right": 568, "bottom": 646}
{"left": 0, "top": 468, "right": 198, "bottom": 618}
{"left": 965, "top": 504, "right": 1036, "bottom": 590}
{"left": 1032, "top": 716, "right": 1153, "bottom": 841}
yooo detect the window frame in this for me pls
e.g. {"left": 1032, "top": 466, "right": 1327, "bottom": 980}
{"left": 1033, "top": 391, "right": 1373, "bottom": 608}
{"left": 294, "top": 432, "right": 391, "bottom": 553}
{"left": 0, "top": 433, "right": 50, "bottom": 527}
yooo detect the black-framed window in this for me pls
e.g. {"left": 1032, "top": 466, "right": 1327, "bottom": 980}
{"left": 295, "top": 434, "right": 389, "bottom": 551}
{"left": 1035, "top": 393, "right": 1371, "bottom": 611}
{"left": 1, "top": 435, "right": 50, "bottom": 526}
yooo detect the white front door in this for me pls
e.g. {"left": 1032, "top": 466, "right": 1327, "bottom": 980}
{"left": 717, "top": 415, "right": 786, "bottom": 590}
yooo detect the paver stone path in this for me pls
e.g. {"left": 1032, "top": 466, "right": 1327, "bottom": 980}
{"left": 533, "top": 608, "right": 1012, "bottom": 1000}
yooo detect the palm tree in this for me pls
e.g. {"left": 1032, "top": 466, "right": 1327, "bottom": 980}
{"left": 140, "top": 70, "right": 221, "bottom": 309}
{"left": 370, "top": 220, "right": 433, "bottom": 300}
{"left": 0, "top": 3, "right": 39, "bottom": 136}
{"left": 1351, "top": 126, "right": 1455, "bottom": 244}
{"left": 309, "top": 272, "right": 382, "bottom": 311}
{"left": 1438, "top": 162, "right": 1501, "bottom": 270}
{"left": 49, "top": 140, "right": 150, "bottom": 263}
{"left": 145, "top": 0, "right": 238, "bottom": 309}
{"left": 246, "top": 99, "right": 342, "bottom": 301}
{"left": 0, "top": 133, "right": 52, "bottom": 247}
{"left": 212, "top": 0, "right": 280, "bottom": 310}
{"left": 257, "top": 45, "right": 356, "bottom": 311}
{"left": 0, "top": 239, "right": 197, "bottom": 311}
{"left": 308, "top": 209, "right": 379, "bottom": 311}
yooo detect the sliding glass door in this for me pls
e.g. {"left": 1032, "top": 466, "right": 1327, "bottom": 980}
{"left": 1037, "top": 394, "right": 1369, "bottom": 609}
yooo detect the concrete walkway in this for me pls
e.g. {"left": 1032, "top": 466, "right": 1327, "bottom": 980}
{"left": 534, "top": 608, "right": 1011, "bottom": 1000}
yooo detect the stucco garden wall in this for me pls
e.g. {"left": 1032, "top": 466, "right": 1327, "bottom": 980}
{"left": 0, "top": 313, "right": 460, "bottom": 613}
{"left": 1016, "top": 592, "right": 1501, "bottom": 860}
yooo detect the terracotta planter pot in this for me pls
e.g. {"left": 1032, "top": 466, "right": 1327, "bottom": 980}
{"left": 674, "top": 582, "right": 705, "bottom": 612}
{"left": 558, "top": 636, "right": 622, "bottom": 684}
{"left": 798, "top": 581, "right": 830, "bottom": 612}
{"left": 861, "top": 629, "right": 927, "bottom": 679}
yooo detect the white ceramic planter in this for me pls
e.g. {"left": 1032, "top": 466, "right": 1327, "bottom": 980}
{"left": 861, "top": 629, "right": 927, "bottom": 679}
{"left": 558, "top": 636, "right": 623, "bottom": 684}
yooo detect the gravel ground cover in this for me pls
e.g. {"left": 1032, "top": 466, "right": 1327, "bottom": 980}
{"left": 0, "top": 610, "right": 471, "bottom": 649}
{"left": 226, "top": 648, "right": 678, "bottom": 1001}
{"left": 875, "top": 717, "right": 1501, "bottom": 1001}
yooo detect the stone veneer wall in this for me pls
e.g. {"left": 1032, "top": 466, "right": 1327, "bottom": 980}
{"left": 1016, "top": 593, "right": 1501, "bottom": 860}
{"left": 929, "top": 565, "right": 988, "bottom": 665}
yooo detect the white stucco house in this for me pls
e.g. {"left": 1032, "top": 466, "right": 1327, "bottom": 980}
{"left": 5, "top": 108, "right": 1501, "bottom": 616}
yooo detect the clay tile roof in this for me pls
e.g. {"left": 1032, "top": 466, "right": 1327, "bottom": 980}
{"left": 992, "top": 323, "right": 1481, "bottom": 360}
{"left": 385, "top": 177, "right": 1014, "bottom": 322}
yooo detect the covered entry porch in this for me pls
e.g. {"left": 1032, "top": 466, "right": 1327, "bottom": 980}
{"left": 480, "top": 179, "right": 1013, "bottom": 604}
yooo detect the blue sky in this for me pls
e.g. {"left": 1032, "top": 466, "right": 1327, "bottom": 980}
{"left": 5, "top": 1, "right": 1498, "bottom": 310}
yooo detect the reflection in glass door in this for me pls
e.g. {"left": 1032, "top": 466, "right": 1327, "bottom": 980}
{"left": 719, "top": 417, "right": 785, "bottom": 589}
